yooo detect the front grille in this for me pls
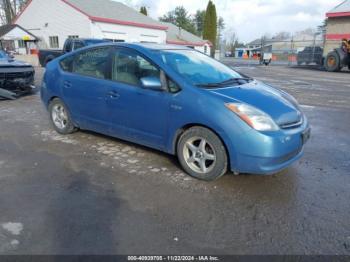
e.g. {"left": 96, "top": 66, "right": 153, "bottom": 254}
{"left": 0, "top": 71, "right": 34, "bottom": 79}
{"left": 280, "top": 119, "right": 303, "bottom": 129}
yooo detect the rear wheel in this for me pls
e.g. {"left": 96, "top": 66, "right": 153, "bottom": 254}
{"left": 177, "top": 127, "right": 228, "bottom": 181}
{"left": 49, "top": 98, "right": 77, "bottom": 134}
{"left": 325, "top": 51, "right": 341, "bottom": 72}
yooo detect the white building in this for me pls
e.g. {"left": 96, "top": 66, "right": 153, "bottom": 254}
{"left": 14, "top": 0, "right": 168, "bottom": 49}
{"left": 161, "top": 22, "right": 212, "bottom": 56}
{"left": 0, "top": 24, "right": 38, "bottom": 54}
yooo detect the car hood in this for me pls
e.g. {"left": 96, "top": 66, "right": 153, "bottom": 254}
{"left": 0, "top": 58, "right": 32, "bottom": 68}
{"left": 208, "top": 80, "right": 302, "bottom": 126}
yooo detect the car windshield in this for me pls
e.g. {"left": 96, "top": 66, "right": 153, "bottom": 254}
{"left": 157, "top": 49, "right": 247, "bottom": 87}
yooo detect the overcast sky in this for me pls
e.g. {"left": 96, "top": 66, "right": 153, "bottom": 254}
{"left": 119, "top": 0, "right": 342, "bottom": 43}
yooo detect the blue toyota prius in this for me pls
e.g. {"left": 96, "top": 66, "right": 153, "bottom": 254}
{"left": 41, "top": 43, "right": 310, "bottom": 181}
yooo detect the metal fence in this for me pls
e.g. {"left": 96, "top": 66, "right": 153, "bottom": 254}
{"left": 233, "top": 37, "right": 344, "bottom": 67}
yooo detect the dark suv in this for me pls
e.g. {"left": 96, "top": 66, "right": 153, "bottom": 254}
{"left": 297, "top": 46, "right": 323, "bottom": 66}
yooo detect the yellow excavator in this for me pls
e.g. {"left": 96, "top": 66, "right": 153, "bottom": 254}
{"left": 324, "top": 38, "right": 350, "bottom": 72}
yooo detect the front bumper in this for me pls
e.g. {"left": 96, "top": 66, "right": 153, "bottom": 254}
{"left": 229, "top": 117, "right": 310, "bottom": 175}
{"left": 0, "top": 69, "right": 35, "bottom": 92}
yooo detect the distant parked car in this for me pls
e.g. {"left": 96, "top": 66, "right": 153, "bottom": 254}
{"left": 0, "top": 50, "right": 35, "bottom": 100}
{"left": 38, "top": 38, "right": 110, "bottom": 67}
{"left": 260, "top": 52, "right": 272, "bottom": 66}
{"left": 297, "top": 46, "right": 323, "bottom": 66}
{"left": 41, "top": 43, "right": 310, "bottom": 181}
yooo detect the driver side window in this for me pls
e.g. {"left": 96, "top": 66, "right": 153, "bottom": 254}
{"left": 111, "top": 48, "right": 160, "bottom": 86}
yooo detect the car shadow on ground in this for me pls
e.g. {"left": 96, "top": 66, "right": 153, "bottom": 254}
{"left": 216, "top": 166, "right": 300, "bottom": 205}
{"left": 79, "top": 127, "right": 298, "bottom": 188}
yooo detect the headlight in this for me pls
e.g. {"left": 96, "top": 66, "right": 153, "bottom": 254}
{"left": 225, "top": 103, "right": 279, "bottom": 131}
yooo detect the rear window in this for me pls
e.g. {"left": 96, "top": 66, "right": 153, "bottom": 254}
{"left": 73, "top": 41, "right": 85, "bottom": 50}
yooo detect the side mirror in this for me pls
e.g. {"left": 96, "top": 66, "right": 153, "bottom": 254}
{"left": 140, "top": 76, "right": 164, "bottom": 91}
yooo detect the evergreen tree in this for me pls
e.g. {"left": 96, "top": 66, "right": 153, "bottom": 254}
{"left": 193, "top": 10, "right": 206, "bottom": 37}
{"left": 160, "top": 6, "right": 197, "bottom": 35}
{"left": 140, "top": 6, "right": 148, "bottom": 16}
{"left": 217, "top": 17, "right": 225, "bottom": 52}
{"left": 203, "top": 1, "right": 217, "bottom": 57}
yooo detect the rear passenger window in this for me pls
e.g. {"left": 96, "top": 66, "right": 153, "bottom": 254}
{"left": 72, "top": 47, "right": 110, "bottom": 79}
{"left": 111, "top": 48, "right": 160, "bottom": 86}
{"left": 60, "top": 56, "right": 74, "bottom": 72}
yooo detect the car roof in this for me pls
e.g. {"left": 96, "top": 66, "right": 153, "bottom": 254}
{"left": 73, "top": 38, "right": 110, "bottom": 43}
{"left": 57, "top": 42, "right": 195, "bottom": 62}
{"left": 91, "top": 42, "right": 193, "bottom": 51}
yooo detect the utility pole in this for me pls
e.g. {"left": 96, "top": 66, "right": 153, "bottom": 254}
{"left": 260, "top": 36, "right": 265, "bottom": 65}
{"left": 290, "top": 34, "right": 294, "bottom": 66}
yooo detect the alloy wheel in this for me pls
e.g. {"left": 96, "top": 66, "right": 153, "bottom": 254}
{"left": 183, "top": 136, "right": 216, "bottom": 174}
{"left": 51, "top": 104, "right": 68, "bottom": 130}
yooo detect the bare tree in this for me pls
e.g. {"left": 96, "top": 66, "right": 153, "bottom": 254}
{"left": 223, "top": 30, "right": 241, "bottom": 55}
{"left": 272, "top": 31, "right": 291, "bottom": 40}
{"left": 0, "top": 0, "right": 28, "bottom": 25}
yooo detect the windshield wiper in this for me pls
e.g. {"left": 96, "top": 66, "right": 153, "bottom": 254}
{"left": 195, "top": 83, "right": 221, "bottom": 88}
{"left": 195, "top": 77, "right": 253, "bottom": 88}
{"left": 218, "top": 77, "right": 253, "bottom": 85}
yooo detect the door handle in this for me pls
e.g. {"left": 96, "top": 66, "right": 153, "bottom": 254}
{"left": 63, "top": 81, "right": 72, "bottom": 88}
{"left": 107, "top": 90, "right": 120, "bottom": 99}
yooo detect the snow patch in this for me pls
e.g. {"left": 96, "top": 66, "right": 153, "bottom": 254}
{"left": 1, "top": 223, "right": 23, "bottom": 236}
{"left": 10, "top": 240, "right": 19, "bottom": 246}
{"left": 41, "top": 131, "right": 78, "bottom": 145}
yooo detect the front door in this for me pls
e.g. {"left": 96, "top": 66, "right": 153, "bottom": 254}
{"left": 107, "top": 47, "right": 170, "bottom": 150}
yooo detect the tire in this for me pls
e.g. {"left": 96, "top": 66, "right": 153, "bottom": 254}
{"left": 48, "top": 98, "right": 77, "bottom": 135}
{"left": 177, "top": 126, "right": 228, "bottom": 181}
{"left": 325, "top": 51, "right": 341, "bottom": 72}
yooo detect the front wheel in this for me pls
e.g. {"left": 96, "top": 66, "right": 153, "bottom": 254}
{"left": 49, "top": 98, "right": 77, "bottom": 134}
{"left": 177, "top": 127, "right": 228, "bottom": 181}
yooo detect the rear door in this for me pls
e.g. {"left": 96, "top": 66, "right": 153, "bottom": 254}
{"left": 60, "top": 46, "right": 113, "bottom": 134}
